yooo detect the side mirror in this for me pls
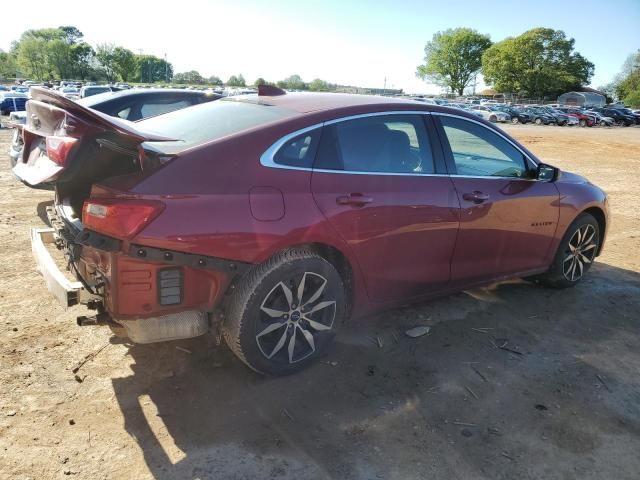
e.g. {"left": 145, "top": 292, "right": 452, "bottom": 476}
{"left": 536, "top": 163, "right": 558, "bottom": 182}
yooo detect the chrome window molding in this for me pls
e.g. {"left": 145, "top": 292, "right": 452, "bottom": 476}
{"left": 259, "top": 110, "right": 540, "bottom": 178}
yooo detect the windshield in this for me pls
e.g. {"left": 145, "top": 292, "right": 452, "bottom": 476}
{"left": 141, "top": 98, "right": 296, "bottom": 154}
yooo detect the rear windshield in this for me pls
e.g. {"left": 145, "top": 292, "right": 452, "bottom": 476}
{"left": 140, "top": 99, "right": 295, "bottom": 154}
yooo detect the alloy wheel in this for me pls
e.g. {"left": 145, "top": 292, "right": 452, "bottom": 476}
{"left": 562, "top": 224, "right": 598, "bottom": 282}
{"left": 256, "top": 272, "right": 337, "bottom": 363}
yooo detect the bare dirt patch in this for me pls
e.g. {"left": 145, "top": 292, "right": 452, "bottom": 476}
{"left": 0, "top": 123, "right": 639, "bottom": 480}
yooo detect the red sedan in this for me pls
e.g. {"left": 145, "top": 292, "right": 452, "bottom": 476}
{"left": 16, "top": 87, "right": 608, "bottom": 375}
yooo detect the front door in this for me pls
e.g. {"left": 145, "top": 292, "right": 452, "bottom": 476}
{"left": 434, "top": 114, "right": 559, "bottom": 283}
{"left": 311, "top": 113, "right": 460, "bottom": 304}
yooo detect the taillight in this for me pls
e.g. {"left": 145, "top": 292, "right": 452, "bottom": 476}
{"left": 46, "top": 136, "right": 78, "bottom": 166}
{"left": 82, "top": 199, "right": 165, "bottom": 240}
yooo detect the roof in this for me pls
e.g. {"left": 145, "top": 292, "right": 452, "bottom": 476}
{"left": 227, "top": 92, "right": 423, "bottom": 114}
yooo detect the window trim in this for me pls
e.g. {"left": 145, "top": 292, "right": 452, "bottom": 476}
{"left": 259, "top": 110, "right": 539, "bottom": 178}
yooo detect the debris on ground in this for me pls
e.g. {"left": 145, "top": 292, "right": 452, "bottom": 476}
{"left": 175, "top": 346, "right": 192, "bottom": 354}
{"left": 71, "top": 343, "right": 110, "bottom": 374}
{"left": 405, "top": 326, "right": 431, "bottom": 338}
{"left": 6, "top": 410, "right": 16, "bottom": 416}
{"left": 597, "top": 374, "right": 612, "bottom": 392}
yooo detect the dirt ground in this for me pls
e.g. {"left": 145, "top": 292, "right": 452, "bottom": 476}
{"left": 0, "top": 123, "right": 639, "bottom": 480}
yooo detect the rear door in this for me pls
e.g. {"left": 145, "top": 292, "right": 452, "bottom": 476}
{"left": 310, "top": 113, "right": 460, "bottom": 304}
{"left": 433, "top": 114, "right": 559, "bottom": 282}
{"left": 12, "top": 88, "right": 173, "bottom": 186}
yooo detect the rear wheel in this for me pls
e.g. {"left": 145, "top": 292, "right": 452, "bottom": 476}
{"left": 616, "top": 120, "right": 625, "bottom": 127}
{"left": 223, "top": 248, "right": 347, "bottom": 375}
{"left": 536, "top": 213, "right": 600, "bottom": 288}
{"left": 534, "top": 118, "right": 542, "bottom": 125}
{"left": 511, "top": 116, "right": 520, "bottom": 124}
{"left": 579, "top": 119, "right": 587, "bottom": 127}
{"left": 489, "top": 115, "right": 497, "bottom": 123}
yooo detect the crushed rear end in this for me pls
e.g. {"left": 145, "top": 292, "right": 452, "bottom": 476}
{"left": 17, "top": 88, "right": 238, "bottom": 343}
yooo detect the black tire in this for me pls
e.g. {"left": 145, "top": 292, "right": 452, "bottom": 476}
{"left": 534, "top": 118, "right": 542, "bottom": 125}
{"left": 223, "top": 248, "right": 347, "bottom": 375}
{"left": 579, "top": 119, "right": 587, "bottom": 127}
{"left": 616, "top": 120, "right": 624, "bottom": 127}
{"left": 511, "top": 116, "right": 519, "bottom": 124}
{"left": 536, "top": 213, "right": 600, "bottom": 289}
{"left": 489, "top": 115, "right": 497, "bottom": 123}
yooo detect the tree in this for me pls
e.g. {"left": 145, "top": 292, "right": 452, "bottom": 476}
{"left": 0, "top": 49, "right": 17, "bottom": 78}
{"left": 416, "top": 28, "right": 492, "bottom": 95}
{"left": 226, "top": 74, "right": 246, "bottom": 87}
{"left": 308, "top": 78, "right": 331, "bottom": 91}
{"left": 134, "top": 54, "right": 173, "bottom": 83}
{"left": 58, "top": 26, "right": 83, "bottom": 44}
{"left": 208, "top": 75, "right": 223, "bottom": 85}
{"left": 174, "top": 70, "right": 205, "bottom": 84}
{"left": 482, "top": 28, "right": 594, "bottom": 97}
{"left": 70, "top": 42, "right": 94, "bottom": 80}
{"left": 254, "top": 77, "right": 267, "bottom": 86}
{"left": 95, "top": 44, "right": 117, "bottom": 81}
{"left": 111, "top": 47, "right": 136, "bottom": 82}
{"left": 16, "top": 35, "right": 49, "bottom": 79}
{"left": 615, "top": 50, "right": 640, "bottom": 107}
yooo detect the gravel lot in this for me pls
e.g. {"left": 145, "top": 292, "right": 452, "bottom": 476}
{"left": 0, "top": 123, "right": 639, "bottom": 480}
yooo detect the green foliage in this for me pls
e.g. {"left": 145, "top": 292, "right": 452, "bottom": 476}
{"left": 276, "top": 74, "right": 308, "bottom": 90}
{"left": 135, "top": 55, "right": 173, "bottom": 83}
{"left": 208, "top": 75, "right": 223, "bottom": 86}
{"left": 95, "top": 44, "right": 117, "bottom": 81}
{"left": 174, "top": 70, "right": 205, "bottom": 84}
{"left": 416, "top": 28, "right": 492, "bottom": 95}
{"left": 111, "top": 47, "right": 137, "bottom": 82}
{"left": 227, "top": 74, "right": 246, "bottom": 87}
{"left": 614, "top": 50, "right": 640, "bottom": 107}
{"left": 308, "top": 78, "right": 331, "bottom": 91}
{"left": 0, "top": 50, "right": 17, "bottom": 78}
{"left": 481, "top": 28, "right": 594, "bottom": 97}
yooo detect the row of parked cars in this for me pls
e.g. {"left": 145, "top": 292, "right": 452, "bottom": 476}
{"left": 446, "top": 102, "right": 639, "bottom": 127}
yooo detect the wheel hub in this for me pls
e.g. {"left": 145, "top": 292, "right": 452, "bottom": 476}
{"left": 256, "top": 272, "right": 337, "bottom": 364}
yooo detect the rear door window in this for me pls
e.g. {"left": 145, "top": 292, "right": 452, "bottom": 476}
{"left": 315, "top": 114, "right": 435, "bottom": 174}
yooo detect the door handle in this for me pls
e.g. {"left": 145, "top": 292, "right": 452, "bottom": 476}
{"left": 462, "top": 191, "right": 490, "bottom": 203}
{"left": 336, "top": 194, "right": 373, "bottom": 207}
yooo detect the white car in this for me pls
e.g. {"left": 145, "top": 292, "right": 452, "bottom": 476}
{"left": 472, "top": 107, "right": 511, "bottom": 123}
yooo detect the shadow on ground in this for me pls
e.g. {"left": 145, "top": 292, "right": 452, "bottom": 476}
{"left": 111, "top": 262, "right": 640, "bottom": 479}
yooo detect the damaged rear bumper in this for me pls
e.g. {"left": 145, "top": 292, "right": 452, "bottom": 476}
{"left": 31, "top": 227, "right": 84, "bottom": 308}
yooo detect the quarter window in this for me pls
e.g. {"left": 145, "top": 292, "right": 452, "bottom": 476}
{"left": 315, "top": 114, "right": 435, "bottom": 174}
{"left": 439, "top": 116, "right": 528, "bottom": 178}
{"left": 273, "top": 129, "right": 321, "bottom": 168}
{"left": 140, "top": 100, "right": 191, "bottom": 118}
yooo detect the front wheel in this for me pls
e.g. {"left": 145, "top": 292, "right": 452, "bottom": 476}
{"left": 511, "top": 117, "right": 520, "bottom": 124}
{"left": 579, "top": 119, "right": 587, "bottom": 127}
{"left": 223, "top": 248, "right": 347, "bottom": 375}
{"left": 536, "top": 213, "right": 600, "bottom": 288}
{"left": 616, "top": 120, "right": 625, "bottom": 127}
{"left": 489, "top": 115, "right": 497, "bottom": 123}
{"left": 534, "top": 118, "right": 542, "bottom": 125}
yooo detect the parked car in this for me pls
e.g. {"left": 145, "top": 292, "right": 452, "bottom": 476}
{"left": 0, "top": 93, "right": 28, "bottom": 114}
{"left": 16, "top": 87, "right": 609, "bottom": 375}
{"left": 496, "top": 107, "right": 532, "bottom": 124}
{"left": 557, "top": 107, "right": 596, "bottom": 127}
{"left": 583, "top": 109, "right": 615, "bottom": 127}
{"left": 524, "top": 107, "right": 556, "bottom": 125}
{"left": 8, "top": 88, "right": 222, "bottom": 168}
{"left": 60, "top": 87, "right": 81, "bottom": 100}
{"left": 616, "top": 107, "right": 640, "bottom": 125}
{"left": 589, "top": 107, "right": 635, "bottom": 126}
{"left": 79, "top": 85, "right": 119, "bottom": 98}
{"left": 471, "top": 106, "right": 510, "bottom": 123}
{"left": 537, "top": 106, "right": 577, "bottom": 126}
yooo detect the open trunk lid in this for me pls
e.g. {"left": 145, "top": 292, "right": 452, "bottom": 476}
{"left": 12, "top": 87, "right": 175, "bottom": 186}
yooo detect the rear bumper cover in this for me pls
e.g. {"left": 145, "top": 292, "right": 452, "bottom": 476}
{"left": 31, "top": 227, "right": 83, "bottom": 307}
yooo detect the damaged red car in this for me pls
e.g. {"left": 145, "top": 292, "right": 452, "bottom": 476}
{"left": 16, "top": 87, "right": 608, "bottom": 375}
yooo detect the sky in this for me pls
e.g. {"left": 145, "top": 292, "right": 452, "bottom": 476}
{"left": 1, "top": 0, "right": 639, "bottom": 94}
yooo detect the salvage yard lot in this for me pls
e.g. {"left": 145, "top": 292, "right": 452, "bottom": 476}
{"left": 0, "top": 124, "right": 639, "bottom": 480}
